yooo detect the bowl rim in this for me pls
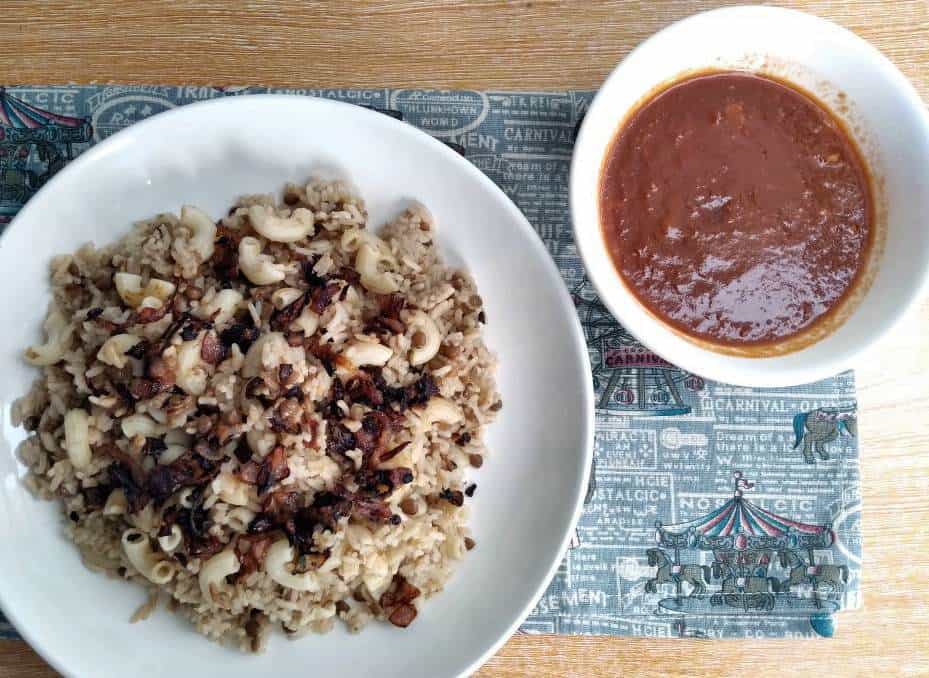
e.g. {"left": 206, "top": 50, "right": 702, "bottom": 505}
{"left": 570, "top": 4, "right": 929, "bottom": 387}
{"left": 0, "top": 93, "right": 596, "bottom": 678}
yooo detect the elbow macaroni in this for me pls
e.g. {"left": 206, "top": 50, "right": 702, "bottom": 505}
{"left": 180, "top": 205, "right": 217, "bottom": 263}
{"left": 342, "top": 340, "right": 393, "bottom": 369}
{"left": 211, "top": 472, "right": 252, "bottom": 506}
{"left": 382, "top": 398, "right": 463, "bottom": 473}
{"left": 157, "top": 524, "right": 183, "bottom": 553}
{"left": 177, "top": 487, "right": 198, "bottom": 509}
{"left": 63, "top": 408, "right": 92, "bottom": 470}
{"left": 246, "top": 428, "right": 276, "bottom": 458}
{"left": 271, "top": 287, "right": 304, "bottom": 310}
{"left": 248, "top": 205, "right": 315, "bottom": 243}
{"left": 113, "top": 272, "right": 176, "bottom": 309}
{"left": 238, "top": 237, "right": 288, "bottom": 285}
{"left": 291, "top": 306, "right": 319, "bottom": 335}
{"left": 126, "top": 503, "right": 158, "bottom": 532}
{"left": 103, "top": 488, "right": 129, "bottom": 516}
{"left": 198, "top": 549, "right": 240, "bottom": 602}
{"left": 242, "top": 332, "right": 286, "bottom": 378}
{"left": 355, "top": 243, "right": 398, "bottom": 294}
{"left": 339, "top": 227, "right": 381, "bottom": 253}
{"left": 195, "top": 289, "right": 243, "bottom": 326}
{"left": 175, "top": 335, "right": 208, "bottom": 395}
{"left": 420, "top": 396, "right": 463, "bottom": 428}
{"left": 408, "top": 311, "right": 441, "bottom": 366}
{"left": 121, "top": 529, "right": 174, "bottom": 584}
{"left": 121, "top": 414, "right": 167, "bottom": 439}
{"left": 24, "top": 306, "right": 72, "bottom": 366}
{"left": 264, "top": 539, "right": 321, "bottom": 592}
{"left": 96, "top": 333, "right": 142, "bottom": 368}
{"left": 225, "top": 506, "right": 256, "bottom": 533}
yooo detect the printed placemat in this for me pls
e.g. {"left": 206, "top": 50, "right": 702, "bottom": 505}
{"left": 0, "top": 86, "right": 861, "bottom": 641}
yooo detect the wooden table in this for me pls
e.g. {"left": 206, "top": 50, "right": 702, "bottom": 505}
{"left": 2, "top": 1, "right": 928, "bottom": 675}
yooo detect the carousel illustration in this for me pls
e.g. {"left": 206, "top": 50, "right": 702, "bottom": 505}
{"left": 792, "top": 407, "right": 857, "bottom": 464}
{"left": 571, "top": 278, "right": 704, "bottom": 415}
{"left": 0, "top": 89, "right": 92, "bottom": 220}
{"left": 646, "top": 472, "right": 846, "bottom": 637}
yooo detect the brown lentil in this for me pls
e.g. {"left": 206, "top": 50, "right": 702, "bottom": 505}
{"left": 283, "top": 188, "right": 301, "bottom": 206}
{"left": 440, "top": 343, "right": 462, "bottom": 359}
{"left": 400, "top": 497, "right": 418, "bottom": 516}
{"left": 183, "top": 285, "right": 203, "bottom": 301}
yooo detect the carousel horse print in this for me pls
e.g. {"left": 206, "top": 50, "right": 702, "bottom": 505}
{"left": 778, "top": 550, "right": 848, "bottom": 595}
{"left": 34, "top": 141, "right": 68, "bottom": 186}
{"left": 792, "top": 407, "right": 857, "bottom": 464}
{"left": 644, "top": 548, "right": 711, "bottom": 596}
{"left": 711, "top": 549, "right": 772, "bottom": 580}
{"left": 0, "top": 166, "right": 38, "bottom": 203}
{"left": 710, "top": 575, "right": 778, "bottom": 611}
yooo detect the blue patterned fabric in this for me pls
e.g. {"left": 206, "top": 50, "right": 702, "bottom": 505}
{"left": 0, "top": 86, "right": 861, "bottom": 640}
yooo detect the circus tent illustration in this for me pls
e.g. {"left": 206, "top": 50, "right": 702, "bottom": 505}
{"left": 0, "top": 88, "right": 92, "bottom": 217}
{"left": 656, "top": 481, "right": 834, "bottom": 553}
{"left": 646, "top": 473, "right": 847, "bottom": 637}
{"left": 570, "top": 278, "right": 704, "bottom": 415}
{"left": 0, "top": 90, "right": 89, "bottom": 133}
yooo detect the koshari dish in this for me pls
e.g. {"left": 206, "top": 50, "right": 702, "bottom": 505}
{"left": 600, "top": 71, "right": 874, "bottom": 351}
{"left": 14, "top": 178, "right": 499, "bottom": 651}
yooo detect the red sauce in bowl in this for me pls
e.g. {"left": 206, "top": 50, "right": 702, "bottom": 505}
{"left": 599, "top": 71, "right": 873, "bottom": 348}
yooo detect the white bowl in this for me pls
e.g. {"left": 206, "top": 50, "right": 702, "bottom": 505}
{"left": 571, "top": 5, "right": 929, "bottom": 387}
{"left": 0, "top": 96, "right": 594, "bottom": 677}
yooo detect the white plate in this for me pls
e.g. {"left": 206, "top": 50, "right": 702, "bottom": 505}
{"left": 572, "top": 6, "right": 929, "bottom": 386}
{"left": 0, "top": 96, "right": 594, "bottom": 678}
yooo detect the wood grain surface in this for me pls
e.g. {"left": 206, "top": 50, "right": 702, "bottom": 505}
{"left": 1, "top": 1, "right": 928, "bottom": 676}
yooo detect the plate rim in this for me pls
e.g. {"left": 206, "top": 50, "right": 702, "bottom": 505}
{"left": 0, "top": 93, "right": 595, "bottom": 678}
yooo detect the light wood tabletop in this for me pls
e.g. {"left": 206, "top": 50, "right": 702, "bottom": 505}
{"left": 2, "top": 1, "right": 928, "bottom": 675}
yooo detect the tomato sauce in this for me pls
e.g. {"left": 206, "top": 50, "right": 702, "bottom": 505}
{"left": 600, "top": 71, "right": 873, "bottom": 347}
